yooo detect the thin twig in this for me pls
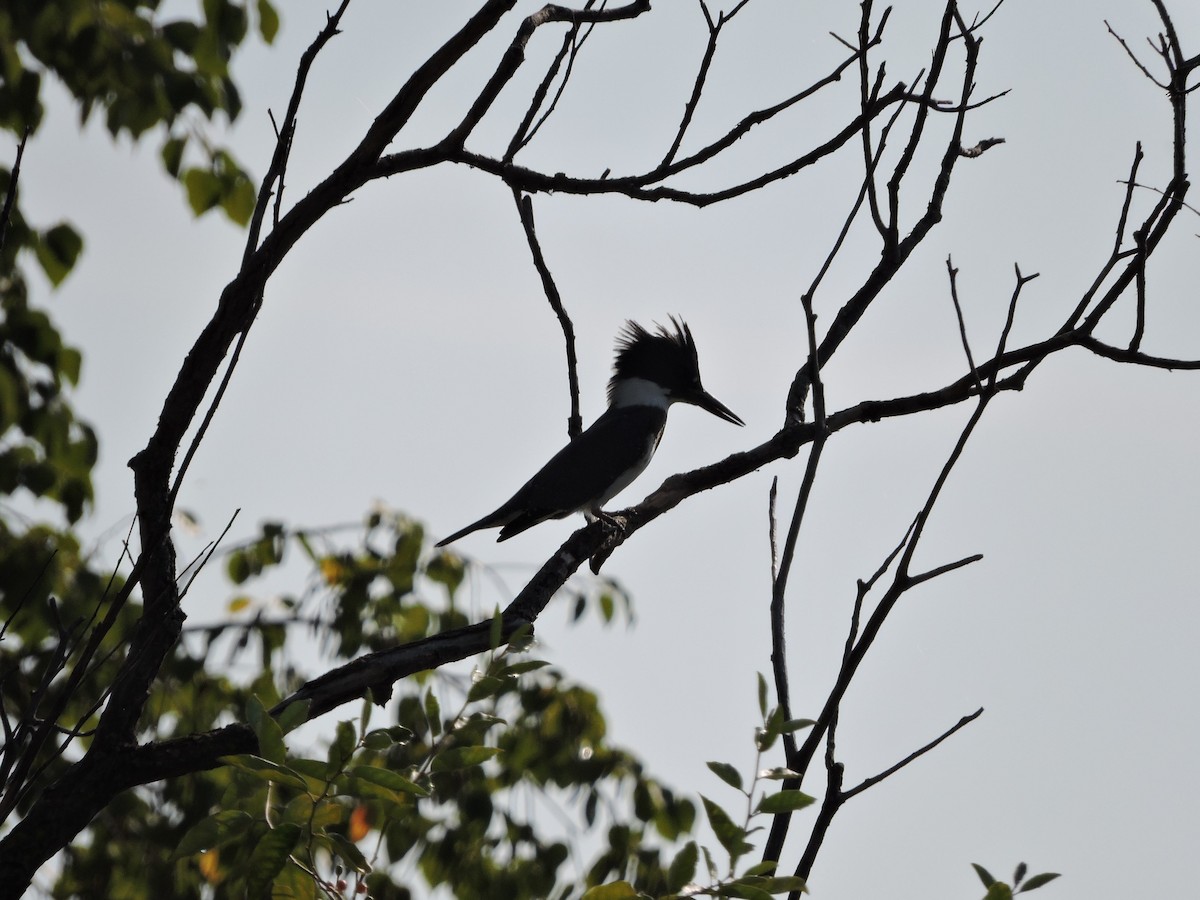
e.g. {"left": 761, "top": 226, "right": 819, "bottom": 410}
{"left": 768, "top": 477, "right": 779, "bottom": 582}
{"left": 763, "top": 290, "right": 827, "bottom": 862}
{"left": 661, "top": 0, "right": 753, "bottom": 166}
{"left": 945, "top": 256, "right": 982, "bottom": 395}
{"left": 245, "top": 0, "right": 351, "bottom": 261}
{"left": 513, "top": 191, "right": 582, "bottom": 438}
{"left": 178, "top": 510, "right": 241, "bottom": 601}
{"left": 0, "top": 128, "right": 30, "bottom": 253}
{"left": 505, "top": 18, "right": 578, "bottom": 162}
{"left": 841, "top": 707, "right": 984, "bottom": 801}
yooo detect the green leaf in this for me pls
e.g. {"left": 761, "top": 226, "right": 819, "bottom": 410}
{"left": 757, "top": 672, "right": 768, "bottom": 717}
{"left": 227, "top": 549, "right": 251, "bottom": 584}
{"left": 247, "top": 694, "right": 286, "bottom": 764}
{"left": 268, "top": 862, "right": 321, "bottom": 900}
{"left": 244, "top": 823, "right": 301, "bottom": 896}
{"left": 755, "top": 726, "right": 778, "bottom": 753}
{"left": 58, "top": 347, "right": 82, "bottom": 386}
{"left": 973, "top": 864, "right": 998, "bottom": 888}
{"left": 742, "top": 861, "right": 778, "bottom": 878}
{"left": 424, "top": 690, "right": 441, "bottom": 737}
{"left": 701, "top": 795, "right": 753, "bottom": 860}
{"left": 489, "top": 608, "right": 504, "bottom": 651}
{"left": 276, "top": 699, "right": 311, "bottom": 735}
{"left": 359, "top": 695, "right": 373, "bottom": 738}
{"left": 323, "top": 831, "right": 370, "bottom": 873}
{"left": 707, "top": 760, "right": 744, "bottom": 792}
{"left": 1018, "top": 873, "right": 1061, "bottom": 892}
{"left": 281, "top": 795, "right": 343, "bottom": 829}
{"left": 288, "top": 757, "right": 338, "bottom": 792}
{"left": 756, "top": 789, "right": 816, "bottom": 814}
{"left": 746, "top": 875, "right": 808, "bottom": 893}
{"left": 425, "top": 550, "right": 465, "bottom": 599}
{"left": 256, "top": 0, "right": 279, "bottom": 43}
{"left": 1013, "top": 862, "right": 1027, "bottom": 886}
{"left": 171, "top": 810, "right": 253, "bottom": 859}
{"left": 219, "top": 174, "right": 256, "bottom": 226}
{"left": 221, "top": 754, "right": 311, "bottom": 792}
{"left": 580, "top": 882, "right": 640, "bottom": 899}
{"left": 34, "top": 224, "right": 84, "bottom": 286}
{"left": 183, "top": 167, "right": 222, "bottom": 215}
{"left": 161, "top": 135, "right": 187, "bottom": 176}
{"left": 327, "top": 720, "right": 358, "bottom": 775}
{"left": 431, "top": 746, "right": 502, "bottom": 772}
{"left": 499, "top": 659, "right": 550, "bottom": 677}
{"left": 362, "top": 725, "right": 413, "bottom": 750}
{"left": 782, "top": 718, "right": 816, "bottom": 733}
{"left": 348, "top": 764, "right": 429, "bottom": 797}
{"left": 717, "top": 880, "right": 773, "bottom": 900}
{"left": 163, "top": 21, "right": 201, "bottom": 52}
{"left": 759, "top": 766, "right": 801, "bottom": 781}
{"left": 467, "top": 675, "right": 507, "bottom": 703}
{"left": 985, "top": 884, "right": 1014, "bottom": 900}
{"left": 667, "top": 841, "right": 698, "bottom": 892}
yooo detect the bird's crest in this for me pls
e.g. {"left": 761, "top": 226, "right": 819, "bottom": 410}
{"left": 607, "top": 316, "right": 700, "bottom": 404}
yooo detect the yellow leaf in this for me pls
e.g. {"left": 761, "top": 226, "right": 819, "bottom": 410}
{"left": 227, "top": 596, "right": 251, "bottom": 614}
{"left": 349, "top": 805, "right": 371, "bottom": 842}
{"left": 320, "top": 558, "right": 344, "bottom": 585}
{"left": 198, "top": 848, "right": 221, "bottom": 884}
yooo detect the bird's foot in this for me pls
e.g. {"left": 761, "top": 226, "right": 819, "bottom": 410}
{"left": 594, "top": 509, "right": 628, "bottom": 531}
{"left": 589, "top": 509, "right": 630, "bottom": 573}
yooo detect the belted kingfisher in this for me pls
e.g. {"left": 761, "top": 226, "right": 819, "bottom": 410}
{"left": 436, "top": 317, "right": 743, "bottom": 546}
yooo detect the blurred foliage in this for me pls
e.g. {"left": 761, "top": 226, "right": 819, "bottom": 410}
{"left": 0, "top": 0, "right": 269, "bottom": 847}
{"left": 1, "top": 0, "right": 272, "bottom": 284}
{"left": 48, "top": 509, "right": 695, "bottom": 899}
{"left": 22, "top": 501, "right": 820, "bottom": 899}
{"left": 0, "top": 0, "right": 274, "bottom": 521}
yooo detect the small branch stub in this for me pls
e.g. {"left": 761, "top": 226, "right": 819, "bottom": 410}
{"left": 959, "top": 137, "right": 1005, "bottom": 157}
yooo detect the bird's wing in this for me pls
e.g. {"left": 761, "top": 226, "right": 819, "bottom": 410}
{"left": 495, "top": 406, "right": 667, "bottom": 541}
{"left": 439, "top": 406, "right": 667, "bottom": 545}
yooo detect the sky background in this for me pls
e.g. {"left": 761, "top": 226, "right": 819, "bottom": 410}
{"left": 12, "top": 0, "right": 1200, "bottom": 896}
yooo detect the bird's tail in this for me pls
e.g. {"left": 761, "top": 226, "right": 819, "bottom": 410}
{"left": 435, "top": 511, "right": 509, "bottom": 547}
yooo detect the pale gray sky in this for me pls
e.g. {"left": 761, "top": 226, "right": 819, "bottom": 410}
{"left": 15, "top": 1, "right": 1200, "bottom": 897}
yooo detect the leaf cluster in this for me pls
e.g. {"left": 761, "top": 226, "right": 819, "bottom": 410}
{"left": 0, "top": 0, "right": 274, "bottom": 138}
{"left": 164, "top": 631, "right": 701, "bottom": 899}
{"left": 973, "top": 862, "right": 1061, "bottom": 900}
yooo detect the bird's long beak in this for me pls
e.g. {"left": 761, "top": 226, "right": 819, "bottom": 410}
{"left": 681, "top": 386, "right": 745, "bottom": 426}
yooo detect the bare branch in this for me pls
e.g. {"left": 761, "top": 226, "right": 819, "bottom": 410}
{"left": 990, "top": 264, "right": 1038, "bottom": 387}
{"left": 907, "top": 553, "right": 984, "bottom": 588}
{"left": 945, "top": 256, "right": 983, "bottom": 395}
{"left": 505, "top": 8, "right": 600, "bottom": 162}
{"left": 441, "top": 1, "right": 651, "bottom": 150}
{"left": 1130, "top": 226, "right": 1149, "bottom": 352}
{"left": 436, "top": 82, "right": 909, "bottom": 206}
{"left": 246, "top": 0, "right": 351, "bottom": 261}
{"left": 1078, "top": 335, "right": 1200, "bottom": 369}
{"left": 513, "top": 191, "right": 583, "bottom": 438}
{"left": 841, "top": 707, "right": 984, "bottom": 801}
{"left": 661, "top": 0, "right": 756, "bottom": 167}
{"left": 761, "top": 291, "right": 828, "bottom": 863}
